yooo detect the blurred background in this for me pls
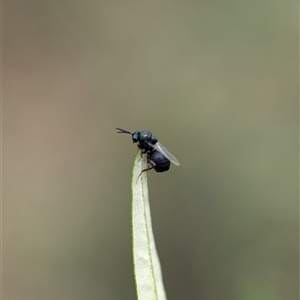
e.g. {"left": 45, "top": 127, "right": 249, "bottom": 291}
{"left": 3, "top": 1, "right": 298, "bottom": 299}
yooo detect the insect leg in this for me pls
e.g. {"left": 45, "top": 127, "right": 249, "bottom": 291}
{"left": 136, "top": 165, "right": 154, "bottom": 182}
{"left": 134, "top": 148, "right": 146, "bottom": 165}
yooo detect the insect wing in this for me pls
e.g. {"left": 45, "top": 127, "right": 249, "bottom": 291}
{"left": 147, "top": 141, "right": 180, "bottom": 166}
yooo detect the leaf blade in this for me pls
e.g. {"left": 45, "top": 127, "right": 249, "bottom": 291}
{"left": 131, "top": 151, "right": 167, "bottom": 300}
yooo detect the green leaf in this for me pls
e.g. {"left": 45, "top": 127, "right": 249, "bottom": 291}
{"left": 131, "top": 151, "right": 167, "bottom": 300}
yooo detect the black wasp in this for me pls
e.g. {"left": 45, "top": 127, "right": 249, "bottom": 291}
{"left": 116, "top": 128, "right": 180, "bottom": 174}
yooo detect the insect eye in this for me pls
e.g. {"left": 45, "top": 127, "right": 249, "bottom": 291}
{"left": 132, "top": 131, "right": 139, "bottom": 143}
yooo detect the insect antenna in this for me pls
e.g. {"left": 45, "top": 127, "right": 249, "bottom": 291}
{"left": 116, "top": 128, "right": 132, "bottom": 135}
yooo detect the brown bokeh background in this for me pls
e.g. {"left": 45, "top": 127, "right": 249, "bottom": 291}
{"left": 3, "top": 1, "right": 298, "bottom": 300}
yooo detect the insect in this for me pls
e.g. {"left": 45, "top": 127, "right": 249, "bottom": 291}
{"left": 116, "top": 128, "right": 180, "bottom": 174}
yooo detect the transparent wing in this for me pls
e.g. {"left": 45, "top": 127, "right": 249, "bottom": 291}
{"left": 147, "top": 141, "right": 180, "bottom": 166}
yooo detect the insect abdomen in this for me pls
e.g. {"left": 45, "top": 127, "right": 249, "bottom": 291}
{"left": 148, "top": 150, "right": 170, "bottom": 173}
